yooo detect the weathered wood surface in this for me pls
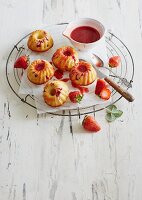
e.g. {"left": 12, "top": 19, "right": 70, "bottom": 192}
{"left": 0, "top": 0, "right": 142, "bottom": 199}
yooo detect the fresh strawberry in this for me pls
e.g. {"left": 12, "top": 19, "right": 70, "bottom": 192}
{"left": 99, "top": 88, "right": 111, "bottom": 100}
{"left": 14, "top": 55, "right": 30, "bottom": 69}
{"left": 69, "top": 91, "right": 83, "bottom": 103}
{"left": 82, "top": 115, "right": 101, "bottom": 132}
{"left": 54, "top": 69, "right": 63, "bottom": 79}
{"left": 109, "top": 56, "right": 121, "bottom": 68}
{"left": 95, "top": 79, "right": 107, "bottom": 95}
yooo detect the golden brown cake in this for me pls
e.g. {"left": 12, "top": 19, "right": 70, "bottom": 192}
{"left": 27, "top": 59, "right": 54, "bottom": 85}
{"left": 43, "top": 80, "right": 69, "bottom": 107}
{"left": 27, "top": 30, "right": 53, "bottom": 52}
{"left": 69, "top": 61, "right": 97, "bottom": 86}
{"left": 52, "top": 46, "right": 79, "bottom": 71}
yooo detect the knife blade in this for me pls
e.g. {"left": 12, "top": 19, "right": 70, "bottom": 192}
{"left": 93, "top": 65, "right": 107, "bottom": 79}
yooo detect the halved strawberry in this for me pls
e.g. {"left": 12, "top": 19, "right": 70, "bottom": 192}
{"left": 99, "top": 88, "right": 111, "bottom": 100}
{"left": 69, "top": 91, "right": 83, "bottom": 103}
{"left": 82, "top": 115, "right": 101, "bottom": 132}
{"left": 109, "top": 56, "right": 120, "bottom": 68}
{"left": 95, "top": 79, "right": 107, "bottom": 95}
{"left": 14, "top": 55, "right": 30, "bottom": 69}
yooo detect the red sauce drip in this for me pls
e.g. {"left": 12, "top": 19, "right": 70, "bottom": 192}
{"left": 50, "top": 88, "right": 62, "bottom": 97}
{"left": 63, "top": 50, "right": 71, "bottom": 56}
{"left": 54, "top": 69, "right": 63, "bottom": 79}
{"left": 79, "top": 87, "right": 89, "bottom": 94}
{"left": 70, "top": 26, "right": 100, "bottom": 43}
{"left": 35, "top": 61, "right": 45, "bottom": 71}
{"left": 50, "top": 89, "right": 56, "bottom": 96}
{"left": 72, "top": 55, "right": 76, "bottom": 62}
{"left": 61, "top": 78, "right": 70, "bottom": 82}
{"left": 56, "top": 90, "right": 61, "bottom": 97}
{"left": 78, "top": 65, "right": 87, "bottom": 72}
{"left": 71, "top": 82, "right": 89, "bottom": 94}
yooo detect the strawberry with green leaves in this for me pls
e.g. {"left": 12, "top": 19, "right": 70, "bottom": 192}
{"left": 69, "top": 91, "right": 83, "bottom": 103}
{"left": 14, "top": 55, "right": 30, "bottom": 69}
{"left": 82, "top": 115, "right": 101, "bottom": 132}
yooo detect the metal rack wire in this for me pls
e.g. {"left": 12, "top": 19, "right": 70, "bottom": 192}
{"left": 6, "top": 23, "right": 134, "bottom": 117}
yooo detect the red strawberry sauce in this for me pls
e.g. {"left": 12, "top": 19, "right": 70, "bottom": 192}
{"left": 71, "top": 26, "right": 100, "bottom": 43}
{"left": 71, "top": 82, "right": 89, "bottom": 94}
{"left": 50, "top": 88, "right": 62, "bottom": 97}
{"left": 78, "top": 65, "right": 87, "bottom": 72}
{"left": 79, "top": 87, "right": 89, "bottom": 94}
{"left": 35, "top": 61, "right": 45, "bottom": 71}
{"left": 63, "top": 50, "right": 72, "bottom": 56}
{"left": 61, "top": 78, "right": 70, "bottom": 82}
{"left": 54, "top": 69, "right": 63, "bottom": 79}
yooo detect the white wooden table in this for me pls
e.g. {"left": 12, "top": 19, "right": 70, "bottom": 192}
{"left": 0, "top": 0, "right": 142, "bottom": 199}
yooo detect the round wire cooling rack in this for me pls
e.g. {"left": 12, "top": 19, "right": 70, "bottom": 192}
{"left": 6, "top": 23, "right": 134, "bottom": 117}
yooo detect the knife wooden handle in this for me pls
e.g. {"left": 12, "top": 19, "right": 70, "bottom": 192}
{"left": 104, "top": 77, "right": 134, "bottom": 102}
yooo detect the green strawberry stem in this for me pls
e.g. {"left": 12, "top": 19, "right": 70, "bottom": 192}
{"left": 77, "top": 94, "right": 83, "bottom": 103}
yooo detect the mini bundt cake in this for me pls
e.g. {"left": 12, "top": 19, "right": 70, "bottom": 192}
{"left": 52, "top": 46, "right": 79, "bottom": 71}
{"left": 43, "top": 80, "right": 69, "bottom": 107}
{"left": 69, "top": 61, "right": 97, "bottom": 86}
{"left": 27, "top": 59, "right": 54, "bottom": 85}
{"left": 27, "top": 30, "right": 53, "bottom": 52}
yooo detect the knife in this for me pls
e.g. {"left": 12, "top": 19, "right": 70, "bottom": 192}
{"left": 93, "top": 65, "right": 134, "bottom": 102}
